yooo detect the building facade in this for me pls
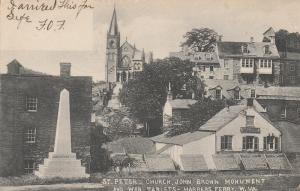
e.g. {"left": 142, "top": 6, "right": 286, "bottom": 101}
{"left": 0, "top": 60, "right": 92, "bottom": 176}
{"left": 105, "top": 7, "right": 153, "bottom": 83}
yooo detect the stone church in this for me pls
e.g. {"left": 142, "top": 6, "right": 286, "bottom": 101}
{"left": 105, "top": 7, "right": 153, "bottom": 83}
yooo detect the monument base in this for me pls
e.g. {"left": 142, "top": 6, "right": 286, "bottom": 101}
{"left": 35, "top": 152, "right": 89, "bottom": 178}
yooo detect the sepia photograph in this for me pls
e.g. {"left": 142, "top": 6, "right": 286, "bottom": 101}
{"left": 1, "top": 0, "right": 300, "bottom": 190}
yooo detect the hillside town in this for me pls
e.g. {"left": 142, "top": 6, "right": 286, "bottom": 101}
{"left": 1, "top": 4, "right": 300, "bottom": 191}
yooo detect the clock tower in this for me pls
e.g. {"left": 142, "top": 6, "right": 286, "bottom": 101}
{"left": 106, "top": 6, "right": 120, "bottom": 83}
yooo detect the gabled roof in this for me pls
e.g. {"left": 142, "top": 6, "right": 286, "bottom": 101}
{"left": 204, "top": 79, "right": 240, "bottom": 99}
{"left": 217, "top": 41, "right": 279, "bottom": 58}
{"left": 168, "top": 99, "right": 197, "bottom": 109}
{"left": 199, "top": 104, "right": 247, "bottom": 131}
{"left": 150, "top": 131, "right": 214, "bottom": 145}
{"left": 180, "top": 154, "right": 208, "bottom": 171}
{"left": 263, "top": 27, "right": 275, "bottom": 36}
{"left": 7, "top": 60, "right": 50, "bottom": 76}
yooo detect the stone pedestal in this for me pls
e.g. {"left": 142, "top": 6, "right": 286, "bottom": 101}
{"left": 35, "top": 89, "right": 88, "bottom": 178}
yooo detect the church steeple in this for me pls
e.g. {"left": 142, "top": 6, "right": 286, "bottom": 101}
{"left": 108, "top": 6, "right": 119, "bottom": 36}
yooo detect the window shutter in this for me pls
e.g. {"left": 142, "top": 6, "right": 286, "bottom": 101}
{"left": 242, "top": 137, "right": 246, "bottom": 150}
{"left": 254, "top": 137, "right": 259, "bottom": 151}
{"left": 263, "top": 137, "right": 267, "bottom": 150}
{"left": 275, "top": 137, "right": 279, "bottom": 151}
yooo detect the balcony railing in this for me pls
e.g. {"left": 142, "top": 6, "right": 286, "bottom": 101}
{"left": 240, "top": 126, "right": 261, "bottom": 134}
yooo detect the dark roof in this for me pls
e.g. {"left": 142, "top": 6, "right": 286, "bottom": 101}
{"left": 275, "top": 121, "right": 300, "bottom": 153}
{"left": 168, "top": 99, "right": 197, "bottom": 109}
{"left": 150, "top": 131, "right": 214, "bottom": 145}
{"left": 145, "top": 155, "right": 175, "bottom": 172}
{"left": 217, "top": 41, "right": 279, "bottom": 58}
{"left": 279, "top": 51, "right": 300, "bottom": 60}
{"left": 199, "top": 105, "right": 247, "bottom": 131}
{"left": 240, "top": 153, "right": 269, "bottom": 170}
{"left": 255, "top": 86, "right": 300, "bottom": 100}
{"left": 204, "top": 79, "right": 240, "bottom": 99}
{"left": 180, "top": 154, "right": 208, "bottom": 171}
{"left": 213, "top": 154, "right": 240, "bottom": 171}
{"left": 105, "top": 137, "right": 155, "bottom": 154}
{"left": 265, "top": 153, "right": 292, "bottom": 170}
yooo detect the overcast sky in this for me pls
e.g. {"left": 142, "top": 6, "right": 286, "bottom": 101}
{"left": 1, "top": 0, "right": 300, "bottom": 81}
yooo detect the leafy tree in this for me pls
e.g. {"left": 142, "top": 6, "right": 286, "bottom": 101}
{"left": 275, "top": 29, "right": 300, "bottom": 53}
{"left": 181, "top": 28, "right": 218, "bottom": 52}
{"left": 100, "top": 108, "right": 137, "bottom": 141}
{"left": 119, "top": 57, "right": 204, "bottom": 136}
{"left": 167, "top": 98, "right": 237, "bottom": 137}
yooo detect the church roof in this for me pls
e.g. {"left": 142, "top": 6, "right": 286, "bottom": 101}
{"left": 108, "top": 7, "right": 119, "bottom": 36}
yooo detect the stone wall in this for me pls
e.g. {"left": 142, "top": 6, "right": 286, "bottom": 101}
{"left": 0, "top": 74, "right": 92, "bottom": 176}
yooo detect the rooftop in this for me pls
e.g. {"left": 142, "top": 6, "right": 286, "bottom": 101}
{"left": 217, "top": 41, "right": 279, "bottom": 58}
{"left": 150, "top": 131, "right": 214, "bottom": 145}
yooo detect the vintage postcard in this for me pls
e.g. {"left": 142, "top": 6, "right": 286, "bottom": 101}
{"left": 1, "top": 0, "right": 300, "bottom": 190}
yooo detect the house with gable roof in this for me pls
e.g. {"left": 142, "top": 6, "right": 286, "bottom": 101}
{"left": 151, "top": 99, "right": 292, "bottom": 171}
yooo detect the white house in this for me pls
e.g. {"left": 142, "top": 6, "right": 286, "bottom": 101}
{"left": 151, "top": 99, "right": 290, "bottom": 171}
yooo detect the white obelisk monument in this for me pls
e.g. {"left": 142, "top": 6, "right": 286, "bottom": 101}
{"left": 35, "top": 89, "right": 88, "bottom": 178}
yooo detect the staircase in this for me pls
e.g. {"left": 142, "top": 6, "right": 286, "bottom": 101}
{"left": 107, "top": 83, "right": 123, "bottom": 110}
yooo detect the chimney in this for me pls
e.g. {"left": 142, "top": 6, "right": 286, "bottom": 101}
{"left": 217, "top": 35, "right": 223, "bottom": 42}
{"left": 250, "top": 37, "right": 254, "bottom": 43}
{"left": 60, "top": 63, "right": 71, "bottom": 77}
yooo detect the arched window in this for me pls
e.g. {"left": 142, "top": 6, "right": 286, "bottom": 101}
{"left": 121, "top": 56, "right": 131, "bottom": 67}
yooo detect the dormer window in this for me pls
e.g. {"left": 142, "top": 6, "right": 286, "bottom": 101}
{"left": 234, "top": 90, "right": 240, "bottom": 100}
{"left": 264, "top": 45, "right": 270, "bottom": 54}
{"left": 241, "top": 44, "right": 248, "bottom": 53}
{"left": 215, "top": 89, "right": 222, "bottom": 99}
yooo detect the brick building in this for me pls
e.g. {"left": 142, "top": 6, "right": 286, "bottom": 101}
{"left": 0, "top": 60, "right": 92, "bottom": 176}
{"left": 279, "top": 51, "right": 300, "bottom": 86}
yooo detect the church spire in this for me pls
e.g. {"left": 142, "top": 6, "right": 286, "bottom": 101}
{"left": 108, "top": 6, "right": 119, "bottom": 36}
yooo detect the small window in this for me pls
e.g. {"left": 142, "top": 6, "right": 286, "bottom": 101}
{"left": 26, "top": 96, "right": 38, "bottom": 112}
{"left": 25, "top": 128, "right": 36, "bottom": 143}
{"left": 221, "top": 135, "right": 233, "bottom": 150}
{"left": 264, "top": 45, "right": 270, "bottom": 54}
{"left": 289, "top": 76, "right": 296, "bottom": 83}
{"left": 260, "top": 59, "right": 264, "bottom": 68}
{"left": 24, "top": 159, "right": 35, "bottom": 174}
{"left": 209, "top": 76, "right": 214, "bottom": 79}
{"left": 223, "top": 75, "right": 229, "bottom": 80}
{"left": 210, "top": 65, "right": 214, "bottom": 72}
{"left": 246, "top": 115, "right": 255, "bottom": 127}
{"left": 250, "top": 89, "right": 256, "bottom": 98}
{"left": 241, "top": 44, "right": 248, "bottom": 53}
{"left": 290, "top": 64, "right": 296, "bottom": 71}
{"left": 215, "top": 89, "right": 222, "bottom": 99}
{"left": 205, "top": 53, "right": 212, "bottom": 60}
{"left": 234, "top": 90, "right": 240, "bottom": 100}
{"left": 241, "top": 59, "right": 245, "bottom": 67}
